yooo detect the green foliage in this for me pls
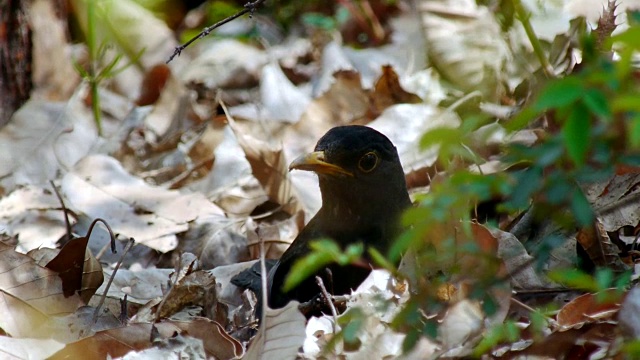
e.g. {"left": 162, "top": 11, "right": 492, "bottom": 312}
{"left": 283, "top": 240, "right": 364, "bottom": 291}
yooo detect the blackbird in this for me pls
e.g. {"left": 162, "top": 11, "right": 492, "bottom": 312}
{"left": 232, "top": 125, "right": 411, "bottom": 315}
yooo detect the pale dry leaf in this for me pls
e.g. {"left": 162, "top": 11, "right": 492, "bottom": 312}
{"left": 207, "top": 260, "right": 258, "bottom": 308}
{"left": 180, "top": 39, "right": 266, "bottom": 88}
{"left": 0, "top": 94, "right": 97, "bottom": 192}
{"left": 313, "top": 41, "right": 357, "bottom": 96}
{"left": 245, "top": 301, "right": 306, "bottom": 360}
{"left": 369, "top": 103, "right": 461, "bottom": 172}
{"left": 619, "top": 287, "right": 640, "bottom": 339}
{"left": 0, "top": 185, "right": 75, "bottom": 252}
{"left": 0, "top": 242, "right": 83, "bottom": 316}
{"left": 0, "top": 337, "right": 65, "bottom": 360}
{"left": 418, "top": 0, "right": 510, "bottom": 100}
{"left": 439, "top": 299, "right": 484, "bottom": 357}
{"left": 491, "top": 228, "right": 551, "bottom": 289}
{"left": 230, "top": 62, "right": 311, "bottom": 123}
{"left": 144, "top": 73, "right": 186, "bottom": 137}
{"left": 180, "top": 216, "right": 249, "bottom": 268}
{"left": 190, "top": 126, "right": 253, "bottom": 196}
{"left": 61, "top": 154, "right": 224, "bottom": 252}
{"left": 584, "top": 173, "right": 640, "bottom": 233}
{"left": 227, "top": 117, "right": 299, "bottom": 214}
{"left": 97, "top": 268, "right": 173, "bottom": 306}
{"left": 116, "top": 334, "right": 206, "bottom": 360}
{"left": 30, "top": 0, "right": 80, "bottom": 101}
{"left": 211, "top": 175, "right": 269, "bottom": 217}
{"left": 0, "top": 290, "right": 50, "bottom": 338}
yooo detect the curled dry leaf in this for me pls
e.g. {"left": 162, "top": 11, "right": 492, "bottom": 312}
{"left": 46, "top": 235, "right": 104, "bottom": 304}
{"left": 576, "top": 220, "right": 628, "bottom": 272}
{"left": 226, "top": 116, "right": 299, "bottom": 215}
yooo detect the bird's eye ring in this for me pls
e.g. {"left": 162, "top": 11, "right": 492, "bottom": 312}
{"left": 358, "top": 152, "right": 379, "bottom": 173}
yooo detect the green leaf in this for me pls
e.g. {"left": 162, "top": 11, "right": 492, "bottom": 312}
{"left": 420, "top": 127, "right": 461, "bottom": 149}
{"left": 582, "top": 88, "right": 611, "bottom": 118}
{"left": 630, "top": 114, "right": 640, "bottom": 147}
{"left": 562, "top": 103, "right": 590, "bottom": 165}
{"left": 283, "top": 240, "right": 364, "bottom": 291}
{"left": 571, "top": 188, "right": 594, "bottom": 226}
{"left": 548, "top": 268, "right": 598, "bottom": 292}
{"left": 534, "top": 78, "right": 584, "bottom": 111}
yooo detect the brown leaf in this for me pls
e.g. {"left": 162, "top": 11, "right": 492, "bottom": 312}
{"left": 46, "top": 236, "right": 104, "bottom": 303}
{"left": 226, "top": 116, "right": 299, "bottom": 215}
{"left": 368, "top": 65, "right": 422, "bottom": 118}
{"left": 52, "top": 318, "right": 242, "bottom": 360}
{"left": 136, "top": 64, "right": 171, "bottom": 106}
{"left": 556, "top": 289, "right": 623, "bottom": 329}
{"left": 0, "top": 242, "right": 83, "bottom": 316}
{"left": 576, "top": 220, "right": 628, "bottom": 272}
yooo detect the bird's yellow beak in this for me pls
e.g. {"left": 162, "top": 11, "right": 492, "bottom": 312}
{"left": 289, "top": 151, "right": 354, "bottom": 177}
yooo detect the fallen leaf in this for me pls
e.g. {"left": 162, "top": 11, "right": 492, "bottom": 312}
{"left": 245, "top": 301, "right": 306, "bottom": 360}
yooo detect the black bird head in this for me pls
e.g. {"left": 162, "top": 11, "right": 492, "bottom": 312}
{"left": 289, "top": 126, "right": 410, "bottom": 238}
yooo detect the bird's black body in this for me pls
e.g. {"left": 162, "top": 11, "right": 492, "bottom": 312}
{"left": 232, "top": 125, "right": 411, "bottom": 315}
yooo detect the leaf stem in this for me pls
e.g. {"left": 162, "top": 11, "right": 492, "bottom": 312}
{"left": 512, "top": 0, "right": 555, "bottom": 78}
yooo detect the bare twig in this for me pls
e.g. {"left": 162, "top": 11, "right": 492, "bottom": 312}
{"left": 316, "top": 276, "right": 338, "bottom": 332}
{"left": 93, "top": 237, "right": 135, "bottom": 324}
{"left": 166, "top": 0, "right": 268, "bottom": 63}
{"left": 49, "top": 180, "right": 73, "bottom": 239}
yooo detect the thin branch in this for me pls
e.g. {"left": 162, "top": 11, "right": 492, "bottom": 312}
{"left": 166, "top": 0, "right": 267, "bottom": 63}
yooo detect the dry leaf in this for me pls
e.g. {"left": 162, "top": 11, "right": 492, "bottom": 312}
{"left": 46, "top": 235, "right": 104, "bottom": 304}
{"left": 245, "top": 301, "right": 306, "bottom": 360}
{"left": 0, "top": 337, "right": 65, "bottom": 359}
{"left": 0, "top": 95, "right": 96, "bottom": 192}
{"left": 0, "top": 242, "right": 83, "bottom": 316}
{"left": 418, "top": 0, "right": 509, "bottom": 100}
{"left": 61, "top": 155, "right": 224, "bottom": 252}
{"left": 226, "top": 117, "right": 299, "bottom": 215}
{"left": 0, "top": 185, "right": 76, "bottom": 252}
{"left": 53, "top": 318, "right": 242, "bottom": 360}
{"left": 556, "top": 289, "right": 622, "bottom": 329}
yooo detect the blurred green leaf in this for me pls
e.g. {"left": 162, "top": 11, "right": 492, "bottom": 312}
{"left": 534, "top": 78, "right": 583, "bottom": 111}
{"left": 283, "top": 240, "right": 363, "bottom": 291}
{"left": 548, "top": 268, "right": 598, "bottom": 292}
{"left": 582, "top": 88, "right": 611, "bottom": 119}
{"left": 562, "top": 103, "right": 590, "bottom": 165}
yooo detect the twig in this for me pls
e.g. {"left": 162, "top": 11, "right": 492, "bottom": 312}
{"left": 316, "top": 276, "right": 338, "bottom": 333}
{"left": 49, "top": 180, "right": 73, "bottom": 239}
{"left": 93, "top": 238, "right": 135, "bottom": 324}
{"left": 166, "top": 0, "right": 268, "bottom": 63}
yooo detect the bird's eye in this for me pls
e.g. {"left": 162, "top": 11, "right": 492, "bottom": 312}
{"left": 358, "top": 152, "right": 379, "bottom": 173}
